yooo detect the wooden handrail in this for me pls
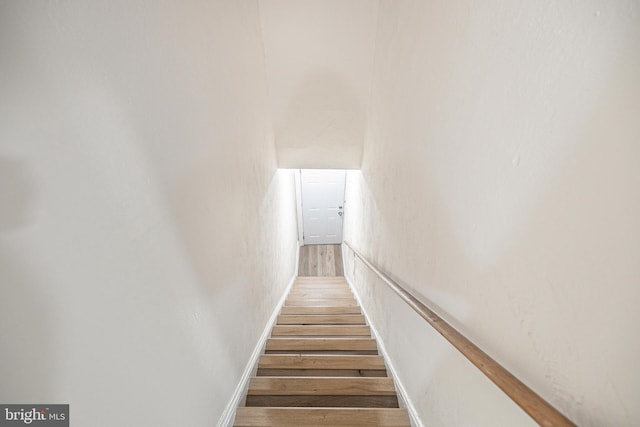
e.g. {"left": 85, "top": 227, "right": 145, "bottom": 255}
{"left": 342, "top": 241, "right": 576, "bottom": 427}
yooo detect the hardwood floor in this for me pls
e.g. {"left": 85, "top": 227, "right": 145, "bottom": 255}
{"left": 298, "top": 244, "right": 344, "bottom": 276}
{"left": 233, "top": 276, "right": 410, "bottom": 426}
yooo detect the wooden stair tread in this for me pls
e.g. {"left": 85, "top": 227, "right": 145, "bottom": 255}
{"left": 234, "top": 407, "right": 410, "bottom": 426}
{"left": 290, "top": 287, "right": 352, "bottom": 293}
{"left": 272, "top": 325, "right": 371, "bottom": 336}
{"left": 292, "top": 284, "right": 349, "bottom": 289}
{"left": 288, "top": 296, "right": 354, "bottom": 301}
{"left": 284, "top": 295, "right": 358, "bottom": 306}
{"left": 258, "top": 354, "right": 386, "bottom": 370}
{"left": 285, "top": 299, "right": 359, "bottom": 307}
{"left": 291, "top": 284, "right": 350, "bottom": 288}
{"left": 266, "top": 338, "right": 378, "bottom": 352}
{"left": 284, "top": 302, "right": 359, "bottom": 308}
{"left": 291, "top": 285, "right": 350, "bottom": 289}
{"left": 290, "top": 288, "right": 351, "bottom": 293}
{"left": 277, "top": 314, "right": 366, "bottom": 325}
{"left": 281, "top": 306, "right": 361, "bottom": 315}
{"left": 288, "top": 293, "right": 354, "bottom": 300}
{"left": 248, "top": 377, "right": 397, "bottom": 395}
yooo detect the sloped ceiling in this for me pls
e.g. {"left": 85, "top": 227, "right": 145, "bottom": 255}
{"left": 259, "top": 0, "right": 378, "bottom": 169}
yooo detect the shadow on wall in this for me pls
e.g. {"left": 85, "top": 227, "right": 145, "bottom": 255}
{"left": 0, "top": 157, "right": 35, "bottom": 230}
{"left": 0, "top": 157, "right": 54, "bottom": 401}
{"left": 277, "top": 71, "right": 364, "bottom": 168}
{"left": 168, "top": 150, "right": 252, "bottom": 296}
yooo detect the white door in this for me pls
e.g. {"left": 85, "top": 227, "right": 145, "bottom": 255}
{"left": 301, "top": 169, "right": 346, "bottom": 245}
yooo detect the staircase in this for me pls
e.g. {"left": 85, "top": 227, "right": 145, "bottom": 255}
{"left": 234, "top": 276, "right": 411, "bottom": 426}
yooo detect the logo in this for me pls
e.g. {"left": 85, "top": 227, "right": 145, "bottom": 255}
{"left": 0, "top": 405, "right": 68, "bottom": 426}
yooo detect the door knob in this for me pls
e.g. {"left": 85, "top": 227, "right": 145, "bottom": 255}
{"left": 338, "top": 211, "right": 343, "bottom": 216}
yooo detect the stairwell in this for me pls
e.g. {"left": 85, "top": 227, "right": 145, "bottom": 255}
{"left": 233, "top": 275, "right": 410, "bottom": 426}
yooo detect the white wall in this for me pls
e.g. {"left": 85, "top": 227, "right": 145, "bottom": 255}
{"left": 344, "top": 1, "right": 640, "bottom": 426}
{"left": 0, "top": 2, "right": 298, "bottom": 426}
{"left": 259, "top": 0, "right": 378, "bottom": 169}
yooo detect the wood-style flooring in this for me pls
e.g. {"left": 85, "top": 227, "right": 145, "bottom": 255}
{"left": 233, "top": 276, "right": 410, "bottom": 426}
{"left": 298, "top": 244, "right": 344, "bottom": 276}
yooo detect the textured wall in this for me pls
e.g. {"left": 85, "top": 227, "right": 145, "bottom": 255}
{"left": 0, "top": 2, "right": 298, "bottom": 426}
{"left": 343, "top": 1, "right": 640, "bottom": 425}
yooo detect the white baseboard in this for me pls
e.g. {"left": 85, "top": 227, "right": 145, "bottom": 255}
{"left": 216, "top": 242, "right": 300, "bottom": 427}
{"left": 344, "top": 275, "right": 425, "bottom": 427}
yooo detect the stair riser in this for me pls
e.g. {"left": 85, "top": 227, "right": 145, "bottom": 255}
{"left": 280, "top": 307, "right": 362, "bottom": 315}
{"left": 284, "top": 300, "right": 359, "bottom": 307}
{"left": 246, "top": 395, "right": 399, "bottom": 408}
{"left": 257, "top": 369, "right": 387, "bottom": 377}
{"left": 266, "top": 350, "right": 379, "bottom": 355}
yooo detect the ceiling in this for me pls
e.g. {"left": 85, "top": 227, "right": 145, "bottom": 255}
{"left": 258, "top": 0, "right": 379, "bottom": 169}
